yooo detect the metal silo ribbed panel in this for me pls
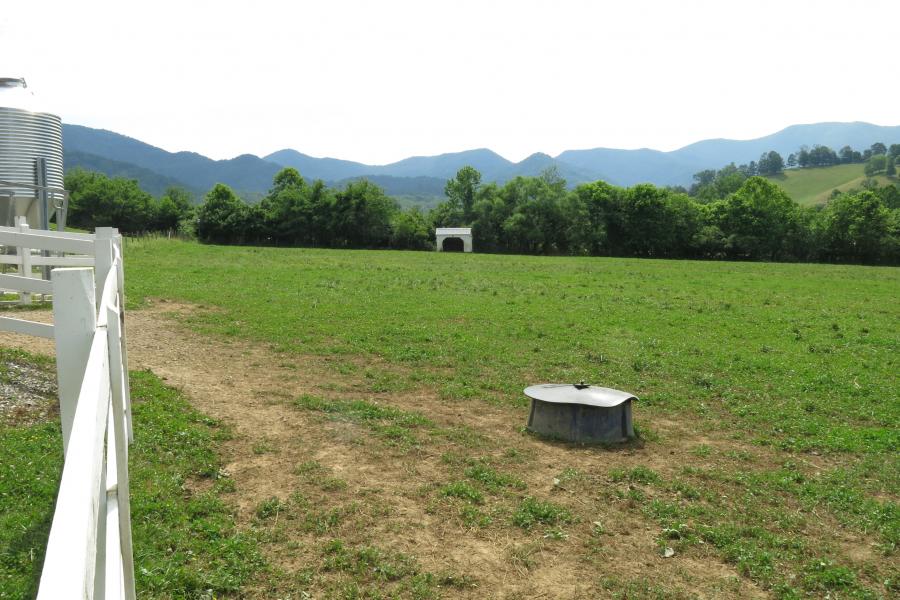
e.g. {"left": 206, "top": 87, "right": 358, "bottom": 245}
{"left": 0, "top": 107, "right": 64, "bottom": 194}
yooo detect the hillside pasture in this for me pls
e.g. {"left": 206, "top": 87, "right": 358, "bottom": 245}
{"left": 767, "top": 163, "right": 894, "bottom": 205}
{"left": 111, "top": 239, "right": 898, "bottom": 598}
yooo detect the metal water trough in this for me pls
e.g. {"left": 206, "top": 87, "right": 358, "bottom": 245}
{"left": 525, "top": 383, "right": 636, "bottom": 443}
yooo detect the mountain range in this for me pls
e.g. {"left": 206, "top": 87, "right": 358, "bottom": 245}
{"left": 61, "top": 122, "right": 900, "bottom": 202}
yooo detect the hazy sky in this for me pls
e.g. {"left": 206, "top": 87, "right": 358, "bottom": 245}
{"left": 3, "top": 0, "right": 898, "bottom": 164}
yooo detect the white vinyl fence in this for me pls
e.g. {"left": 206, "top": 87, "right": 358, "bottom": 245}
{"left": 0, "top": 225, "right": 136, "bottom": 600}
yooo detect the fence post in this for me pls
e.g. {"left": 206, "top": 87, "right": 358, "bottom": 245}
{"left": 52, "top": 267, "right": 97, "bottom": 453}
{"left": 95, "top": 227, "right": 116, "bottom": 307}
{"left": 15, "top": 216, "right": 32, "bottom": 305}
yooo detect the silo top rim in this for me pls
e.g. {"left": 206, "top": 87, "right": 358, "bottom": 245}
{"left": 524, "top": 384, "right": 636, "bottom": 407}
{"left": 0, "top": 76, "right": 56, "bottom": 115}
{"left": 0, "top": 78, "right": 27, "bottom": 88}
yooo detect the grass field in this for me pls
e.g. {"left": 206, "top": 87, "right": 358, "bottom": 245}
{"left": 120, "top": 239, "right": 898, "bottom": 597}
{"left": 4, "top": 239, "right": 898, "bottom": 598}
{"left": 767, "top": 164, "right": 895, "bottom": 206}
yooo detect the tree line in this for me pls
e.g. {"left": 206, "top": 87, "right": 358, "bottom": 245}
{"left": 63, "top": 163, "right": 900, "bottom": 265}
{"left": 787, "top": 142, "right": 899, "bottom": 173}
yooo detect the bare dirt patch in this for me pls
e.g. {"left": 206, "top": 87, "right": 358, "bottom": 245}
{"left": 0, "top": 354, "right": 57, "bottom": 427}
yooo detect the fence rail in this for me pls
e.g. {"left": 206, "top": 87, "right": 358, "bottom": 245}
{"left": 0, "top": 224, "right": 135, "bottom": 600}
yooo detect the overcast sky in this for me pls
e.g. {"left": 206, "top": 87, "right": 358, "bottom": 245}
{"left": 3, "top": 0, "right": 898, "bottom": 164}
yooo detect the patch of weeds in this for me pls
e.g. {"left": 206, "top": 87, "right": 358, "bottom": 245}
{"left": 252, "top": 437, "right": 276, "bottom": 454}
{"left": 321, "top": 539, "right": 419, "bottom": 583}
{"left": 293, "top": 394, "right": 433, "bottom": 448}
{"left": 554, "top": 467, "right": 586, "bottom": 489}
{"left": 671, "top": 480, "right": 701, "bottom": 500}
{"left": 465, "top": 460, "right": 526, "bottom": 491}
{"left": 513, "top": 496, "right": 573, "bottom": 529}
{"left": 439, "top": 452, "right": 465, "bottom": 466}
{"left": 255, "top": 496, "right": 286, "bottom": 520}
{"left": 302, "top": 505, "right": 353, "bottom": 535}
{"left": 436, "top": 571, "right": 477, "bottom": 589}
{"left": 692, "top": 444, "right": 712, "bottom": 457}
{"left": 441, "top": 481, "right": 484, "bottom": 504}
{"left": 600, "top": 576, "right": 694, "bottom": 599}
{"left": 294, "top": 460, "right": 348, "bottom": 492}
{"left": 802, "top": 559, "right": 857, "bottom": 592}
{"left": 724, "top": 449, "right": 754, "bottom": 462}
{"left": 633, "top": 423, "right": 660, "bottom": 442}
{"left": 626, "top": 488, "right": 646, "bottom": 503}
{"left": 295, "top": 460, "right": 327, "bottom": 476}
{"left": 502, "top": 447, "right": 532, "bottom": 463}
{"left": 435, "top": 424, "right": 489, "bottom": 448}
{"left": 459, "top": 504, "right": 493, "bottom": 528}
{"left": 543, "top": 527, "right": 569, "bottom": 540}
{"left": 320, "top": 477, "right": 348, "bottom": 492}
{"left": 214, "top": 477, "right": 237, "bottom": 493}
{"left": 610, "top": 466, "right": 662, "bottom": 485}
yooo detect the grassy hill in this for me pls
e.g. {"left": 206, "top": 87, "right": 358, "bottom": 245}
{"left": 768, "top": 163, "right": 895, "bottom": 205}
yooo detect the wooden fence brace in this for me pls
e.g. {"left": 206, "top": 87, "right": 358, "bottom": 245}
{"left": 52, "top": 267, "right": 97, "bottom": 452}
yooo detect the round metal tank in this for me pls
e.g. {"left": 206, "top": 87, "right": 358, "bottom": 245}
{"left": 0, "top": 77, "right": 64, "bottom": 228}
{"left": 525, "top": 383, "right": 637, "bottom": 444}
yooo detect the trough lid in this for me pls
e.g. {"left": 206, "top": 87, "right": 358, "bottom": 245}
{"left": 524, "top": 383, "right": 636, "bottom": 407}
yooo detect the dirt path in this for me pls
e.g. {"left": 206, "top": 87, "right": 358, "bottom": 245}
{"left": 0, "top": 302, "right": 772, "bottom": 598}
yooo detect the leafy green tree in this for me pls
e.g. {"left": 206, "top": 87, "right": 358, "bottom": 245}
{"left": 429, "top": 199, "right": 466, "bottom": 228}
{"left": 808, "top": 145, "right": 838, "bottom": 167}
{"left": 690, "top": 164, "right": 748, "bottom": 202}
{"left": 156, "top": 186, "right": 194, "bottom": 232}
{"left": 886, "top": 155, "right": 896, "bottom": 177}
{"left": 757, "top": 151, "right": 784, "bottom": 176}
{"left": 621, "top": 186, "right": 701, "bottom": 257}
{"left": 390, "top": 207, "right": 432, "bottom": 250}
{"left": 444, "top": 166, "right": 481, "bottom": 223}
{"left": 865, "top": 154, "right": 887, "bottom": 176}
{"left": 876, "top": 184, "right": 900, "bottom": 209}
{"left": 566, "top": 180, "right": 620, "bottom": 255}
{"left": 712, "top": 176, "right": 800, "bottom": 260}
{"left": 498, "top": 170, "right": 569, "bottom": 254}
{"left": 820, "top": 191, "right": 890, "bottom": 262}
{"left": 468, "top": 183, "right": 508, "bottom": 252}
{"left": 259, "top": 168, "right": 311, "bottom": 245}
{"left": 196, "top": 183, "right": 249, "bottom": 244}
{"left": 889, "top": 144, "right": 900, "bottom": 160}
{"left": 870, "top": 142, "right": 887, "bottom": 156}
{"left": 65, "top": 168, "right": 157, "bottom": 232}
{"left": 329, "top": 180, "right": 396, "bottom": 248}
{"left": 839, "top": 146, "right": 855, "bottom": 164}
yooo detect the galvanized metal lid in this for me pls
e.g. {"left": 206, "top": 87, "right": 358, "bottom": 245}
{"left": 0, "top": 77, "right": 55, "bottom": 114}
{"left": 524, "top": 383, "right": 636, "bottom": 407}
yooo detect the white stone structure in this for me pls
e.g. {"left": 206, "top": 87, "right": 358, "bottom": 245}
{"left": 435, "top": 227, "right": 473, "bottom": 252}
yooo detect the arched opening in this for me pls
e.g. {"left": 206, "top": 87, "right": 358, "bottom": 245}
{"left": 442, "top": 237, "right": 465, "bottom": 252}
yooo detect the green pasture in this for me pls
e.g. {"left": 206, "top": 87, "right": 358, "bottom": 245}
{"left": 125, "top": 239, "right": 898, "bottom": 456}
{"left": 120, "top": 239, "right": 898, "bottom": 597}
{"left": 4, "top": 239, "right": 897, "bottom": 598}
{"left": 767, "top": 163, "right": 894, "bottom": 205}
